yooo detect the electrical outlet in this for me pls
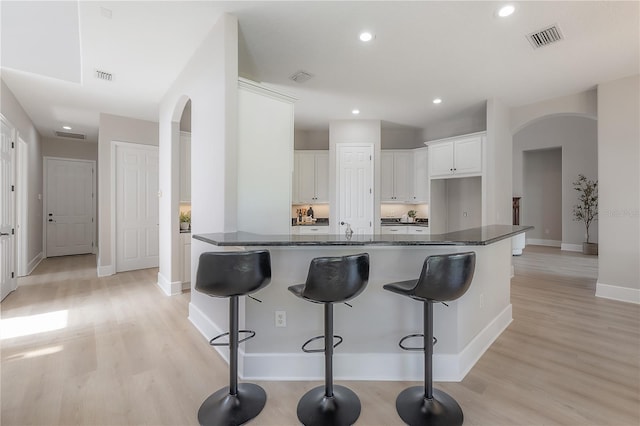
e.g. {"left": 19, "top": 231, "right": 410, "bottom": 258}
{"left": 275, "top": 311, "right": 286, "bottom": 327}
{"left": 463, "top": 211, "right": 468, "bottom": 217}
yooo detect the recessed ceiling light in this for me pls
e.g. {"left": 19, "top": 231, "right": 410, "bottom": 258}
{"left": 62, "top": 125, "right": 72, "bottom": 130}
{"left": 359, "top": 32, "right": 373, "bottom": 42}
{"left": 432, "top": 98, "right": 442, "bottom": 105}
{"left": 352, "top": 109, "right": 360, "bottom": 115}
{"left": 498, "top": 5, "right": 515, "bottom": 17}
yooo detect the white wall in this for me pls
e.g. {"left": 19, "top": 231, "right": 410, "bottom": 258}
{"left": 237, "top": 81, "right": 294, "bottom": 234}
{"left": 0, "top": 78, "right": 43, "bottom": 268}
{"left": 513, "top": 115, "right": 598, "bottom": 247}
{"left": 523, "top": 148, "right": 563, "bottom": 244}
{"left": 422, "top": 102, "right": 486, "bottom": 142}
{"left": 294, "top": 129, "right": 329, "bottom": 150}
{"left": 486, "top": 98, "right": 513, "bottom": 226}
{"left": 596, "top": 75, "right": 640, "bottom": 303}
{"left": 381, "top": 126, "right": 423, "bottom": 149}
{"left": 329, "top": 120, "right": 381, "bottom": 232}
{"left": 96, "top": 113, "right": 158, "bottom": 275}
{"left": 158, "top": 12, "right": 237, "bottom": 302}
{"left": 511, "top": 89, "right": 597, "bottom": 134}
{"left": 41, "top": 137, "right": 97, "bottom": 161}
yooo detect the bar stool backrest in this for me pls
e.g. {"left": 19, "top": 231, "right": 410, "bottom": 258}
{"left": 302, "top": 253, "right": 370, "bottom": 303}
{"left": 414, "top": 252, "right": 476, "bottom": 302}
{"left": 195, "top": 250, "right": 271, "bottom": 298}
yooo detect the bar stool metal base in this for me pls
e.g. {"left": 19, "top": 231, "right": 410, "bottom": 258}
{"left": 296, "top": 385, "right": 361, "bottom": 426}
{"left": 395, "top": 386, "right": 463, "bottom": 426}
{"left": 197, "top": 383, "right": 267, "bottom": 426}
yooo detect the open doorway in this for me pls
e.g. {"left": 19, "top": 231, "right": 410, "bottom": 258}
{"left": 523, "top": 148, "right": 562, "bottom": 247}
{"left": 178, "top": 100, "right": 191, "bottom": 290}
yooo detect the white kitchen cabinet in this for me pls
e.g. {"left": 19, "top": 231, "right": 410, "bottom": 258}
{"left": 412, "top": 147, "right": 429, "bottom": 203}
{"left": 179, "top": 131, "right": 191, "bottom": 202}
{"left": 381, "top": 151, "right": 414, "bottom": 203}
{"left": 181, "top": 232, "right": 191, "bottom": 286}
{"left": 381, "top": 226, "right": 407, "bottom": 235}
{"left": 381, "top": 225, "right": 430, "bottom": 235}
{"left": 297, "top": 225, "right": 330, "bottom": 235}
{"left": 429, "top": 134, "right": 483, "bottom": 178}
{"left": 294, "top": 151, "right": 329, "bottom": 203}
{"left": 407, "top": 225, "right": 430, "bottom": 235}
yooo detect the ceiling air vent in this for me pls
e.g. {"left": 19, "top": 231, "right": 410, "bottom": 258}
{"left": 55, "top": 131, "right": 86, "bottom": 140}
{"left": 527, "top": 25, "right": 564, "bottom": 49}
{"left": 289, "top": 70, "right": 314, "bottom": 84}
{"left": 95, "top": 69, "right": 113, "bottom": 81}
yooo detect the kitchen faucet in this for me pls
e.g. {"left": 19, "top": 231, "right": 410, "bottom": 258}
{"left": 340, "top": 221, "right": 354, "bottom": 239}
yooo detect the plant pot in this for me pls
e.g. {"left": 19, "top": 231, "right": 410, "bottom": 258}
{"left": 582, "top": 242, "right": 598, "bottom": 255}
{"left": 180, "top": 222, "right": 190, "bottom": 231}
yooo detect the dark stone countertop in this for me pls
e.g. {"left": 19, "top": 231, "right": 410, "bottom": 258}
{"left": 193, "top": 225, "right": 532, "bottom": 247}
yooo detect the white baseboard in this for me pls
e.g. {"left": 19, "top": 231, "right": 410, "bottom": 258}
{"left": 97, "top": 264, "right": 114, "bottom": 277}
{"left": 182, "top": 281, "right": 191, "bottom": 291}
{"left": 26, "top": 252, "right": 44, "bottom": 275}
{"left": 241, "top": 304, "right": 513, "bottom": 382}
{"left": 596, "top": 282, "right": 640, "bottom": 304}
{"left": 188, "top": 301, "right": 230, "bottom": 364}
{"left": 157, "top": 272, "right": 182, "bottom": 296}
{"left": 561, "top": 243, "right": 583, "bottom": 252}
{"left": 527, "top": 238, "right": 561, "bottom": 248}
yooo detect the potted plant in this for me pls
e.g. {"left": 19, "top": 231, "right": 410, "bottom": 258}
{"left": 572, "top": 174, "right": 598, "bottom": 255}
{"left": 179, "top": 211, "right": 191, "bottom": 231}
{"left": 407, "top": 210, "right": 417, "bottom": 223}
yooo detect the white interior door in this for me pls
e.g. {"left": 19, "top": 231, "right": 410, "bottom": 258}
{"left": 116, "top": 144, "right": 159, "bottom": 272}
{"left": 45, "top": 158, "right": 95, "bottom": 257}
{"left": 337, "top": 144, "right": 374, "bottom": 235}
{"left": 1, "top": 116, "right": 16, "bottom": 301}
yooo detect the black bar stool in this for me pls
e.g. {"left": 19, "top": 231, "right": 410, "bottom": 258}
{"left": 288, "top": 253, "right": 370, "bottom": 426}
{"left": 383, "top": 252, "right": 475, "bottom": 426}
{"left": 194, "top": 250, "right": 271, "bottom": 426}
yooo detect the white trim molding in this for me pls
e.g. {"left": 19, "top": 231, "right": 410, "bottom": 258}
{"left": 561, "top": 243, "right": 583, "bottom": 252}
{"left": 97, "top": 264, "right": 115, "bottom": 277}
{"left": 596, "top": 282, "right": 640, "bottom": 304}
{"left": 527, "top": 238, "right": 561, "bottom": 248}
{"left": 157, "top": 272, "right": 182, "bottom": 296}
{"left": 241, "top": 305, "right": 512, "bottom": 382}
{"left": 26, "top": 252, "right": 44, "bottom": 276}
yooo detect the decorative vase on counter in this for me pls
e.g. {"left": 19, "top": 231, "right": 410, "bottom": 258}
{"left": 180, "top": 222, "right": 190, "bottom": 231}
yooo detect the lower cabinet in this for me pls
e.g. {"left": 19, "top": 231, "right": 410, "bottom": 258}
{"left": 297, "top": 226, "right": 330, "bottom": 235}
{"left": 381, "top": 226, "right": 430, "bottom": 235}
{"left": 381, "top": 226, "right": 407, "bottom": 235}
{"left": 181, "top": 233, "right": 191, "bottom": 285}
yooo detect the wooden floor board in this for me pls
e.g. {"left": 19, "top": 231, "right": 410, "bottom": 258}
{"left": 1, "top": 247, "right": 639, "bottom": 425}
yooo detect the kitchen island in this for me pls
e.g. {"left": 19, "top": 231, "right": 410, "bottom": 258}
{"left": 189, "top": 225, "right": 531, "bottom": 382}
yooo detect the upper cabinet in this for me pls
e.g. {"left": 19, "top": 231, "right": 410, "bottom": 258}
{"left": 412, "top": 147, "right": 429, "bottom": 203}
{"left": 381, "top": 149, "right": 428, "bottom": 204}
{"left": 293, "top": 150, "right": 329, "bottom": 204}
{"left": 179, "top": 131, "right": 191, "bottom": 202}
{"left": 381, "top": 151, "right": 414, "bottom": 203}
{"left": 429, "top": 134, "right": 483, "bottom": 179}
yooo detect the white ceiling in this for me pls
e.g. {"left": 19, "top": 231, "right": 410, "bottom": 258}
{"left": 1, "top": 1, "right": 638, "bottom": 143}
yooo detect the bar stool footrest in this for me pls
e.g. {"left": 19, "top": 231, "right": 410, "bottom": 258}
{"left": 398, "top": 333, "right": 437, "bottom": 351}
{"left": 301, "top": 334, "right": 343, "bottom": 353}
{"left": 209, "top": 329, "right": 256, "bottom": 346}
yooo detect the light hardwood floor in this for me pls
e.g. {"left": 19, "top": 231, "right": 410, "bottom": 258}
{"left": 1, "top": 246, "right": 639, "bottom": 425}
